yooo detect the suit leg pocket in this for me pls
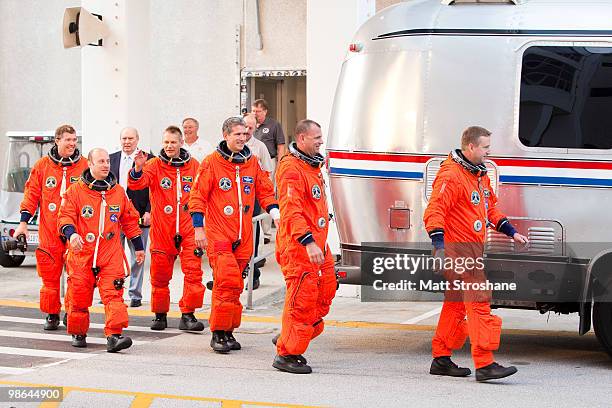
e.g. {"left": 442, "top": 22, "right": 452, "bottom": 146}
{"left": 475, "top": 314, "right": 502, "bottom": 351}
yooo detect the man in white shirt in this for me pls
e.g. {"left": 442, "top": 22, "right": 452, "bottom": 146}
{"left": 110, "top": 127, "right": 153, "bottom": 307}
{"left": 182, "top": 117, "right": 214, "bottom": 163}
{"left": 245, "top": 114, "right": 274, "bottom": 289}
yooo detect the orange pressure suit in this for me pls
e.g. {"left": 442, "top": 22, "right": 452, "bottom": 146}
{"left": 189, "top": 142, "right": 277, "bottom": 332}
{"left": 128, "top": 149, "right": 204, "bottom": 314}
{"left": 58, "top": 170, "right": 142, "bottom": 337}
{"left": 275, "top": 143, "right": 337, "bottom": 357}
{"left": 424, "top": 149, "right": 517, "bottom": 369}
{"left": 19, "top": 146, "right": 88, "bottom": 315}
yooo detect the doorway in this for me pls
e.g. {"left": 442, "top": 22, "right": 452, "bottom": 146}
{"left": 242, "top": 72, "right": 307, "bottom": 144}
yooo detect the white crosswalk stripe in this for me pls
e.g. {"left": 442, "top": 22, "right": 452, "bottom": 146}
{"left": 401, "top": 306, "right": 442, "bottom": 324}
{"left": 0, "top": 346, "right": 94, "bottom": 360}
{"left": 0, "top": 310, "right": 185, "bottom": 378}
{"left": 0, "top": 329, "right": 149, "bottom": 345}
{"left": 0, "top": 315, "right": 183, "bottom": 333}
{"left": 0, "top": 366, "right": 34, "bottom": 375}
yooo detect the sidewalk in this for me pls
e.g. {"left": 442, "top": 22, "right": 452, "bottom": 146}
{"left": 0, "top": 236, "right": 583, "bottom": 333}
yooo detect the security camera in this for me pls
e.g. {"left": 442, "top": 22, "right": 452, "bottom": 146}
{"left": 62, "top": 7, "right": 109, "bottom": 49}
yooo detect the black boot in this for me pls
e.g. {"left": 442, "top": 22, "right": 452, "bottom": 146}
{"left": 273, "top": 354, "right": 312, "bottom": 374}
{"left": 150, "top": 313, "right": 167, "bottom": 331}
{"left": 179, "top": 313, "right": 204, "bottom": 331}
{"left": 271, "top": 334, "right": 306, "bottom": 363}
{"left": 430, "top": 356, "right": 472, "bottom": 377}
{"left": 210, "top": 330, "right": 231, "bottom": 353}
{"left": 62, "top": 313, "right": 68, "bottom": 328}
{"left": 245, "top": 275, "right": 260, "bottom": 290}
{"left": 106, "top": 334, "right": 133, "bottom": 353}
{"left": 255, "top": 258, "right": 266, "bottom": 268}
{"left": 44, "top": 314, "right": 60, "bottom": 331}
{"left": 71, "top": 334, "right": 87, "bottom": 348}
{"left": 476, "top": 362, "right": 518, "bottom": 382}
{"left": 225, "top": 331, "right": 241, "bottom": 350}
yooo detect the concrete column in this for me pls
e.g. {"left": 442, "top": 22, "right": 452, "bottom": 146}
{"left": 307, "top": 0, "right": 375, "bottom": 297}
{"left": 81, "top": 0, "right": 151, "bottom": 154}
{"left": 306, "top": 0, "right": 374, "bottom": 132}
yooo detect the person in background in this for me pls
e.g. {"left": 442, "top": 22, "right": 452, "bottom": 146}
{"left": 245, "top": 113, "right": 274, "bottom": 289}
{"left": 110, "top": 127, "right": 154, "bottom": 308}
{"left": 182, "top": 117, "right": 214, "bottom": 163}
{"left": 14, "top": 124, "right": 88, "bottom": 331}
{"left": 251, "top": 99, "right": 286, "bottom": 244}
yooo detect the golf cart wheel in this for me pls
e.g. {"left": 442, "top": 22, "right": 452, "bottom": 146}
{"left": 593, "top": 301, "right": 612, "bottom": 358}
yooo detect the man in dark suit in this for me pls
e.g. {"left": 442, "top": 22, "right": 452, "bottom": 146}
{"left": 110, "top": 127, "right": 155, "bottom": 308}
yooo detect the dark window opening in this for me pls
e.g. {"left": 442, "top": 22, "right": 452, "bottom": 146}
{"left": 518, "top": 46, "right": 612, "bottom": 149}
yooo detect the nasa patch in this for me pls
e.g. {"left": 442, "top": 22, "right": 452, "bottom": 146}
{"left": 242, "top": 176, "right": 254, "bottom": 184}
{"left": 243, "top": 185, "right": 251, "bottom": 195}
{"left": 110, "top": 214, "right": 118, "bottom": 223}
{"left": 81, "top": 205, "right": 94, "bottom": 218}
{"left": 219, "top": 177, "right": 232, "bottom": 191}
{"left": 109, "top": 205, "right": 120, "bottom": 213}
{"left": 470, "top": 191, "right": 481, "bottom": 205}
{"left": 160, "top": 177, "right": 172, "bottom": 190}
{"left": 45, "top": 177, "right": 57, "bottom": 189}
{"left": 183, "top": 184, "right": 191, "bottom": 193}
{"left": 85, "top": 232, "right": 96, "bottom": 243}
{"left": 311, "top": 184, "right": 322, "bottom": 200}
{"left": 48, "top": 203, "right": 57, "bottom": 212}
{"left": 317, "top": 217, "right": 326, "bottom": 228}
{"left": 224, "top": 205, "right": 234, "bottom": 216}
{"left": 164, "top": 205, "right": 173, "bottom": 214}
{"left": 473, "top": 220, "right": 483, "bottom": 232}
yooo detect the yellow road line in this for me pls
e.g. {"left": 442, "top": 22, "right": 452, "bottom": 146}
{"left": 129, "top": 394, "right": 154, "bottom": 408}
{"left": 38, "top": 402, "right": 61, "bottom": 408}
{"left": 0, "top": 299, "right": 591, "bottom": 337}
{"left": 0, "top": 380, "right": 320, "bottom": 408}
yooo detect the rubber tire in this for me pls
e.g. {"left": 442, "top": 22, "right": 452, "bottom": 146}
{"left": 0, "top": 244, "right": 25, "bottom": 267}
{"left": 593, "top": 302, "right": 612, "bottom": 358}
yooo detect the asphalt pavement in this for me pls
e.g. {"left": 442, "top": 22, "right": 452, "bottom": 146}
{"left": 0, "top": 244, "right": 611, "bottom": 407}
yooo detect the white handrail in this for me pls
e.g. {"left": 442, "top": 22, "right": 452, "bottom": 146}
{"left": 246, "top": 212, "right": 274, "bottom": 310}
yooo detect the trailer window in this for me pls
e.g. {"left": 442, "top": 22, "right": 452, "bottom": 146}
{"left": 518, "top": 46, "right": 612, "bottom": 149}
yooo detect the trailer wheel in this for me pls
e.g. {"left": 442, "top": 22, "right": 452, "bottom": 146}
{"left": 593, "top": 302, "right": 612, "bottom": 358}
{"left": 0, "top": 247, "right": 25, "bottom": 268}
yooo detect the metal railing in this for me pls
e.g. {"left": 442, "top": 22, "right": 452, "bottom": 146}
{"left": 246, "top": 212, "right": 275, "bottom": 310}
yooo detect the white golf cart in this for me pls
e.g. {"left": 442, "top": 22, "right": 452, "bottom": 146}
{"left": 0, "top": 131, "right": 82, "bottom": 267}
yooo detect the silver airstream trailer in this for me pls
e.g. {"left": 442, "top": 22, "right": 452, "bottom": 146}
{"left": 328, "top": 0, "right": 612, "bottom": 356}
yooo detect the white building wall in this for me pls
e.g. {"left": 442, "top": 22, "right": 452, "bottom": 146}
{"left": 243, "top": 0, "right": 306, "bottom": 70}
{"left": 149, "top": 0, "right": 243, "bottom": 151}
{"left": 0, "top": 0, "right": 398, "bottom": 296}
{"left": 80, "top": 0, "right": 153, "bottom": 154}
{"left": 0, "top": 0, "right": 308, "bottom": 155}
{"left": 0, "top": 0, "right": 82, "bottom": 150}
